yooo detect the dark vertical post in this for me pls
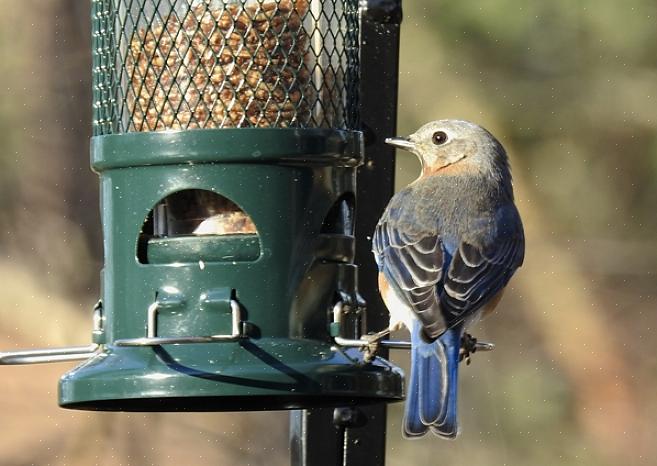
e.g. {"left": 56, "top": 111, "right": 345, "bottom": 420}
{"left": 290, "top": 409, "right": 342, "bottom": 466}
{"left": 346, "top": 0, "right": 403, "bottom": 465}
{"left": 290, "top": 1, "right": 402, "bottom": 465}
{"left": 354, "top": 0, "right": 402, "bottom": 356}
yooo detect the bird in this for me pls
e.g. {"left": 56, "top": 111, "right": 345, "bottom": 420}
{"left": 372, "top": 119, "right": 525, "bottom": 439}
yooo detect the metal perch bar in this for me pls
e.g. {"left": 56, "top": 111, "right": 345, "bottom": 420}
{"left": 331, "top": 299, "right": 495, "bottom": 354}
{"left": 333, "top": 336, "right": 495, "bottom": 353}
{"left": 0, "top": 344, "right": 100, "bottom": 365}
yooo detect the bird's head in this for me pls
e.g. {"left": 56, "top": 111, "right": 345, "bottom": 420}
{"left": 385, "top": 120, "right": 508, "bottom": 178}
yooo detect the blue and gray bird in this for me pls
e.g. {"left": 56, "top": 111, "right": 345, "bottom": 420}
{"left": 372, "top": 120, "right": 525, "bottom": 438}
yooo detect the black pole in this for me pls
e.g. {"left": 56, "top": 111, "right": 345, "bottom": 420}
{"left": 290, "top": 1, "right": 402, "bottom": 465}
{"left": 343, "top": 1, "right": 402, "bottom": 464}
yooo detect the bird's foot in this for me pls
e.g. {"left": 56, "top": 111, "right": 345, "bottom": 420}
{"left": 361, "top": 329, "right": 391, "bottom": 362}
{"left": 459, "top": 333, "right": 479, "bottom": 365}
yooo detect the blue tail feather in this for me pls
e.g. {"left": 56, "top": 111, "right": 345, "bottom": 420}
{"left": 403, "top": 321, "right": 463, "bottom": 439}
{"left": 418, "top": 332, "right": 444, "bottom": 425}
{"left": 402, "top": 329, "right": 424, "bottom": 437}
{"left": 432, "top": 325, "right": 461, "bottom": 438}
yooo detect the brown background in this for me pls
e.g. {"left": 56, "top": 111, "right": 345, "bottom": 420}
{"left": 1, "top": 1, "right": 656, "bottom": 465}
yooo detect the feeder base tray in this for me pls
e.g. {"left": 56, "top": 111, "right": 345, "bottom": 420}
{"left": 59, "top": 339, "right": 404, "bottom": 411}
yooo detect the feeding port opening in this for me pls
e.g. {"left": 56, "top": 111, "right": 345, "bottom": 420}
{"left": 137, "top": 189, "right": 261, "bottom": 264}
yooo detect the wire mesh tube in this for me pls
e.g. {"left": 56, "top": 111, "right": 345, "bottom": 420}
{"left": 92, "top": 0, "right": 360, "bottom": 134}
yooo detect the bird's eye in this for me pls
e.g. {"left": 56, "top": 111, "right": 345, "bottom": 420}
{"left": 432, "top": 131, "right": 448, "bottom": 145}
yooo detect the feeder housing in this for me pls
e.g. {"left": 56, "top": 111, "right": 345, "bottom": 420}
{"left": 47, "top": 0, "right": 404, "bottom": 410}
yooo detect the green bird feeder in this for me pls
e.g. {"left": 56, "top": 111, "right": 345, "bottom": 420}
{"left": 1, "top": 0, "right": 403, "bottom": 411}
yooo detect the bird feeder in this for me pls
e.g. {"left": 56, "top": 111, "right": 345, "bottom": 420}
{"left": 1, "top": 0, "right": 403, "bottom": 411}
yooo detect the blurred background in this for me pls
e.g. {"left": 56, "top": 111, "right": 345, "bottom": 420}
{"left": 0, "top": 0, "right": 655, "bottom": 465}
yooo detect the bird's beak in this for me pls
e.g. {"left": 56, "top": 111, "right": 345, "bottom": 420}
{"left": 385, "top": 136, "right": 415, "bottom": 152}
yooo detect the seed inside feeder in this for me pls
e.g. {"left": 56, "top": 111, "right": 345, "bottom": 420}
{"left": 125, "top": 0, "right": 313, "bottom": 131}
{"left": 154, "top": 190, "right": 257, "bottom": 236}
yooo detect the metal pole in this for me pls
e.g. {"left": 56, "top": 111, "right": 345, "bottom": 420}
{"left": 343, "top": 1, "right": 402, "bottom": 464}
{"left": 290, "top": 1, "right": 402, "bottom": 465}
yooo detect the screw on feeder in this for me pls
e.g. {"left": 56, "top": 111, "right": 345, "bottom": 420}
{"left": 333, "top": 407, "right": 367, "bottom": 429}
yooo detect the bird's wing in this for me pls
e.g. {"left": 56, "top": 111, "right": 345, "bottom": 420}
{"left": 441, "top": 207, "right": 525, "bottom": 322}
{"left": 373, "top": 210, "right": 447, "bottom": 337}
{"left": 374, "top": 199, "right": 525, "bottom": 336}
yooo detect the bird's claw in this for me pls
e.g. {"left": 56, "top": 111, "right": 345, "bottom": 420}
{"left": 361, "top": 329, "right": 390, "bottom": 362}
{"left": 459, "top": 333, "right": 479, "bottom": 365}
